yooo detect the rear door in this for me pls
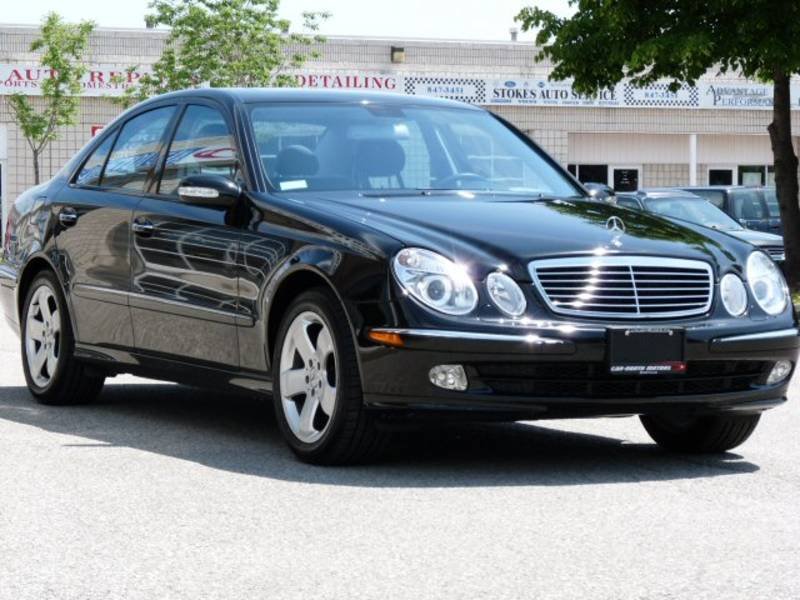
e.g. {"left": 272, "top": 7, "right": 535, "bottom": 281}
{"left": 129, "top": 101, "right": 243, "bottom": 367}
{"left": 54, "top": 105, "right": 177, "bottom": 349}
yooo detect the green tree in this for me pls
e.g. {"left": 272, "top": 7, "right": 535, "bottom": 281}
{"left": 8, "top": 13, "right": 94, "bottom": 185}
{"left": 121, "top": 0, "right": 328, "bottom": 105}
{"left": 517, "top": 1, "right": 800, "bottom": 291}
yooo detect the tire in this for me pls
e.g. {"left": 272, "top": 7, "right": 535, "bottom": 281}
{"left": 640, "top": 413, "right": 761, "bottom": 453}
{"left": 20, "top": 271, "right": 105, "bottom": 405}
{"left": 272, "top": 287, "right": 388, "bottom": 465}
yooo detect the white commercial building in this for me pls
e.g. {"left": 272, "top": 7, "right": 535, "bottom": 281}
{"left": 2, "top": 25, "right": 800, "bottom": 231}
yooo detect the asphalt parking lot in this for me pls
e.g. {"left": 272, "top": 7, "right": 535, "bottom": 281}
{"left": 1, "top": 318, "right": 798, "bottom": 600}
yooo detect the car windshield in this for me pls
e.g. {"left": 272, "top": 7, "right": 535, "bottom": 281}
{"left": 761, "top": 188, "right": 780, "bottom": 217}
{"left": 248, "top": 102, "right": 582, "bottom": 197}
{"left": 645, "top": 196, "right": 744, "bottom": 231}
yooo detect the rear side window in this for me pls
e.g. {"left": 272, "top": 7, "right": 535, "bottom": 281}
{"left": 692, "top": 189, "right": 725, "bottom": 208}
{"left": 102, "top": 106, "right": 176, "bottom": 192}
{"left": 159, "top": 105, "right": 238, "bottom": 195}
{"left": 75, "top": 134, "right": 115, "bottom": 186}
{"left": 616, "top": 197, "right": 641, "bottom": 210}
{"left": 731, "top": 190, "right": 768, "bottom": 220}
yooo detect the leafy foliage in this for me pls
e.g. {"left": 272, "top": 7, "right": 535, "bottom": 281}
{"left": 517, "top": 1, "right": 800, "bottom": 93}
{"left": 8, "top": 13, "right": 94, "bottom": 184}
{"left": 120, "top": 0, "right": 329, "bottom": 105}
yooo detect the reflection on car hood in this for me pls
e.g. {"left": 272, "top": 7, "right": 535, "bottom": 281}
{"left": 300, "top": 192, "right": 742, "bottom": 278}
{"left": 725, "top": 228, "right": 784, "bottom": 246}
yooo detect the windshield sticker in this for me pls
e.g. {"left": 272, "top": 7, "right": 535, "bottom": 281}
{"left": 280, "top": 180, "right": 308, "bottom": 191}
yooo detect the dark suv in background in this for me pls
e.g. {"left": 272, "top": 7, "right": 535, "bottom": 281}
{"left": 618, "top": 188, "right": 785, "bottom": 264}
{"left": 682, "top": 186, "right": 782, "bottom": 234}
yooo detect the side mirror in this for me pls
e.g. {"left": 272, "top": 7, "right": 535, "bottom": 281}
{"left": 177, "top": 174, "right": 241, "bottom": 208}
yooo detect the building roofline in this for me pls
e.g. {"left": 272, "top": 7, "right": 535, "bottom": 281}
{"left": 0, "top": 23, "right": 533, "bottom": 44}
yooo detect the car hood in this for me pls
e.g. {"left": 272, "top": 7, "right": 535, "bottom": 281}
{"left": 299, "top": 192, "right": 742, "bottom": 279}
{"left": 725, "top": 228, "right": 784, "bottom": 246}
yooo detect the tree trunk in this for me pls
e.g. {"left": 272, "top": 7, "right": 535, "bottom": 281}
{"left": 768, "top": 70, "right": 800, "bottom": 292}
{"left": 32, "top": 149, "right": 40, "bottom": 186}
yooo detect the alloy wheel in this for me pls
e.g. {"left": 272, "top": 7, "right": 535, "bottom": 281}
{"left": 279, "top": 310, "right": 338, "bottom": 444}
{"left": 25, "top": 285, "right": 61, "bottom": 388}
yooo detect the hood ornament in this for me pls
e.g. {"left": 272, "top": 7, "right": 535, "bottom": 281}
{"left": 606, "top": 216, "right": 626, "bottom": 233}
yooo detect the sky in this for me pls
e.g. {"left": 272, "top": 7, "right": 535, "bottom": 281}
{"left": 7, "top": 0, "right": 573, "bottom": 41}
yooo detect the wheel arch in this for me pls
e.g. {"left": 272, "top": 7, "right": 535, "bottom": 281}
{"left": 265, "top": 265, "right": 360, "bottom": 369}
{"left": 16, "top": 254, "right": 78, "bottom": 338}
{"left": 17, "top": 255, "right": 60, "bottom": 318}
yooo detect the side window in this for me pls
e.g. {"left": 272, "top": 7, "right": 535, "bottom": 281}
{"left": 731, "top": 191, "right": 766, "bottom": 220}
{"left": 75, "top": 134, "right": 116, "bottom": 187}
{"left": 102, "top": 106, "right": 176, "bottom": 192}
{"left": 159, "top": 105, "right": 238, "bottom": 195}
{"left": 693, "top": 190, "right": 724, "bottom": 208}
{"left": 617, "top": 197, "right": 641, "bottom": 210}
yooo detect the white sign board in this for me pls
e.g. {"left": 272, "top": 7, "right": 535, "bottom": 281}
{"left": 0, "top": 64, "right": 150, "bottom": 97}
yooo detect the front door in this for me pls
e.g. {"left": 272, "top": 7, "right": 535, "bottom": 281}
{"left": 130, "top": 103, "right": 242, "bottom": 367}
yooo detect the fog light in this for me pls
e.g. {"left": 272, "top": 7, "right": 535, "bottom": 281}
{"left": 767, "top": 360, "right": 793, "bottom": 385}
{"left": 429, "top": 364, "right": 468, "bottom": 391}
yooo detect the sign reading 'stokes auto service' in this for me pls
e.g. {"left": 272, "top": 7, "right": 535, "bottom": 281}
{"left": 0, "top": 64, "right": 149, "bottom": 96}
{"left": 490, "top": 79, "right": 622, "bottom": 107}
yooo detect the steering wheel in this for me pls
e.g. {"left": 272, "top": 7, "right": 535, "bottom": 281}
{"left": 435, "top": 172, "right": 492, "bottom": 189}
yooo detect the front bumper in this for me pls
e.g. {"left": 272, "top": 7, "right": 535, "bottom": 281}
{"left": 359, "top": 324, "right": 799, "bottom": 418}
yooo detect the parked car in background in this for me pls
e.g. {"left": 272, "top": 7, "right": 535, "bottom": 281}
{"left": 681, "top": 185, "right": 782, "bottom": 234}
{"left": 583, "top": 182, "right": 616, "bottom": 203}
{"left": 1, "top": 89, "right": 797, "bottom": 464}
{"left": 617, "top": 189, "right": 785, "bottom": 264}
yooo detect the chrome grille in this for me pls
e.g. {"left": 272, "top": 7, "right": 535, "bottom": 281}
{"left": 529, "top": 256, "right": 714, "bottom": 319}
{"left": 763, "top": 245, "right": 785, "bottom": 262}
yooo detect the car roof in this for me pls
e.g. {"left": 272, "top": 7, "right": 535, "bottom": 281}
{"left": 681, "top": 185, "right": 747, "bottom": 192}
{"left": 626, "top": 188, "right": 706, "bottom": 200}
{"left": 135, "top": 87, "right": 483, "bottom": 111}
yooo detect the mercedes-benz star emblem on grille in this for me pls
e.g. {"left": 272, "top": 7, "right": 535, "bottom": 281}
{"left": 606, "top": 216, "right": 626, "bottom": 233}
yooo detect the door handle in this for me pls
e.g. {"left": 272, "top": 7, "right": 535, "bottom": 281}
{"left": 58, "top": 208, "right": 78, "bottom": 227}
{"left": 132, "top": 218, "right": 155, "bottom": 237}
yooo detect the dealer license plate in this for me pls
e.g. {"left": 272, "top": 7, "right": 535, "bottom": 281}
{"left": 608, "top": 328, "right": 686, "bottom": 376}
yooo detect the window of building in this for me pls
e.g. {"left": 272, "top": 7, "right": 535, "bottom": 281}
{"left": 75, "top": 134, "right": 116, "bottom": 187}
{"left": 567, "top": 164, "right": 608, "bottom": 185}
{"left": 708, "top": 168, "right": 733, "bottom": 186}
{"left": 737, "top": 165, "right": 774, "bottom": 186}
{"left": 159, "top": 105, "right": 239, "bottom": 195}
{"left": 102, "top": 106, "right": 176, "bottom": 192}
{"left": 611, "top": 167, "right": 639, "bottom": 192}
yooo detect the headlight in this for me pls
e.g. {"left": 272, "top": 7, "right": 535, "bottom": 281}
{"left": 720, "top": 273, "right": 747, "bottom": 316}
{"left": 487, "top": 271, "right": 526, "bottom": 317}
{"left": 393, "top": 248, "right": 478, "bottom": 315}
{"left": 746, "top": 251, "right": 788, "bottom": 316}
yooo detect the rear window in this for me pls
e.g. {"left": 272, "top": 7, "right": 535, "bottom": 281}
{"left": 730, "top": 190, "right": 769, "bottom": 220}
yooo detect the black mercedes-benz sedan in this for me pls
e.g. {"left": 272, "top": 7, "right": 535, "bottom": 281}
{"left": 1, "top": 89, "right": 797, "bottom": 464}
